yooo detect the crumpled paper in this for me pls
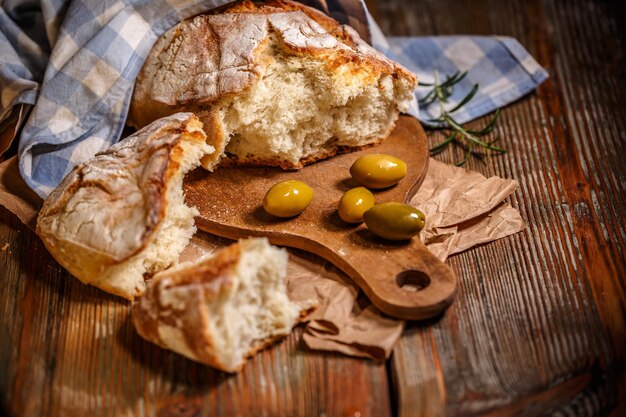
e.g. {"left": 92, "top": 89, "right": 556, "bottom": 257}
{"left": 414, "top": 158, "right": 524, "bottom": 261}
{"left": 0, "top": 155, "right": 525, "bottom": 361}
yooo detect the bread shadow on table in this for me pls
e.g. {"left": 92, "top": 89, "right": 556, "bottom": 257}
{"left": 114, "top": 313, "right": 242, "bottom": 416}
{"left": 114, "top": 315, "right": 338, "bottom": 415}
{"left": 105, "top": 306, "right": 226, "bottom": 413}
{"left": 16, "top": 223, "right": 129, "bottom": 307}
{"left": 15, "top": 229, "right": 232, "bottom": 411}
{"left": 116, "top": 313, "right": 229, "bottom": 387}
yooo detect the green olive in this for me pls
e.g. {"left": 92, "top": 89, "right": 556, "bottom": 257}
{"left": 263, "top": 180, "right": 314, "bottom": 218}
{"left": 350, "top": 154, "right": 407, "bottom": 189}
{"left": 363, "top": 202, "right": 426, "bottom": 240}
{"left": 338, "top": 187, "right": 376, "bottom": 223}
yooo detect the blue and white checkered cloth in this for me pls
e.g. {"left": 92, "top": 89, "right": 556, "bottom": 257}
{"left": 376, "top": 36, "right": 549, "bottom": 124}
{"left": 0, "top": 0, "right": 548, "bottom": 199}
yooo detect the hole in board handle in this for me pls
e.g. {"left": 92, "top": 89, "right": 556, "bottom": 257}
{"left": 396, "top": 270, "right": 431, "bottom": 292}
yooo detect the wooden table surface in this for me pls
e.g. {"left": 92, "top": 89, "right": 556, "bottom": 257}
{"left": 1, "top": 0, "right": 625, "bottom": 416}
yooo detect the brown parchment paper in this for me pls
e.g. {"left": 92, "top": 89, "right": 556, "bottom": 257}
{"left": 0, "top": 155, "right": 525, "bottom": 361}
{"left": 0, "top": 156, "right": 42, "bottom": 228}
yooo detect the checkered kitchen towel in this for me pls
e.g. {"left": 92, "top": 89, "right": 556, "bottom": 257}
{"left": 0, "top": 0, "right": 548, "bottom": 199}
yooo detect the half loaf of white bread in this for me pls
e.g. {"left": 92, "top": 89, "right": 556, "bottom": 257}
{"left": 36, "top": 113, "right": 214, "bottom": 300}
{"left": 128, "top": 0, "right": 417, "bottom": 171}
{"left": 132, "top": 237, "right": 311, "bottom": 372}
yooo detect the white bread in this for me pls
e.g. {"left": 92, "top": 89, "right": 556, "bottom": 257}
{"left": 131, "top": 237, "right": 312, "bottom": 372}
{"left": 36, "top": 113, "right": 214, "bottom": 300}
{"left": 128, "top": 0, "right": 417, "bottom": 171}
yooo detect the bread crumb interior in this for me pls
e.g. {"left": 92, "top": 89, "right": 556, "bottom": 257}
{"left": 207, "top": 238, "right": 300, "bottom": 370}
{"left": 203, "top": 34, "right": 415, "bottom": 169}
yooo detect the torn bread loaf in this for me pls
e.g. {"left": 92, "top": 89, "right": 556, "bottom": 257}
{"left": 36, "top": 113, "right": 214, "bottom": 300}
{"left": 128, "top": 0, "right": 417, "bottom": 171}
{"left": 131, "top": 237, "right": 310, "bottom": 372}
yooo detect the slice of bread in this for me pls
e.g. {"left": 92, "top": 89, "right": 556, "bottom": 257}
{"left": 36, "top": 113, "right": 214, "bottom": 300}
{"left": 128, "top": 0, "right": 417, "bottom": 171}
{"left": 131, "top": 237, "right": 312, "bottom": 372}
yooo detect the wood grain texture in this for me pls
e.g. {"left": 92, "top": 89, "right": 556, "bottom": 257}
{"left": 1, "top": 0, "right": 625, "bottom": 416}
{"left": 0, "top": 212, "right": 392, "bottom": 417}
{"left": 185, "top": 116, "right": 456, "bottom": 320}
{"left": 365, "top": 0, "right": 625, "bottom": 416}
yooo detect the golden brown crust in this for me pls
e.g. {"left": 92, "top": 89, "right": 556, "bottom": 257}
{"left": 132, "top": 243, "right": 242, "bottom": 369}
{"left": 36, "top": 113, "right": 208, "bottom": 300}
{"left": 131, "top": 238, "right": 314, "bottom": 372}
{"left": 220, "top": 0, "right": 348, "bottom": 40}
{"left": 130, "top": 241, "right": 253, "bottom": 371}
{"left": 128, "top": 0, "right": 416, "bottom": 171}
{"left": 157, "top": 242, "right": 241, "bottom": 288}
{"left": 198, "top": 109, "right": 227, "bottom": 171}
{"left": 128, "top": 1, "right": 416, "bottom": 122}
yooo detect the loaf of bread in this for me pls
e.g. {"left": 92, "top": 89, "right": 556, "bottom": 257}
{"left": 128, "top": 0, "right": 417, "bottom": 171}
{"left": 131, "top": 237, "right": 312, "bottom": 372}
{"left": 36, "top": 113, "right": 214, "bottom": 300}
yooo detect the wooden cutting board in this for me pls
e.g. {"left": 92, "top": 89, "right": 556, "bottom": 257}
{"left": 184, "top": 116, "right": 456, "bottom": 320}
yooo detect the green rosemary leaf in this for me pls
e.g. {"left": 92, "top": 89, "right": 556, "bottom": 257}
{"left": 441, "top": 114, "right": 466, "bottom": 133}
{"left": 455, "top": 144, "right": 473, "bottom": 166}
{"left": 465, "top": 133, "right": 506, "bottom": 153}
{"left": 430, "top": 132, "right": 457, "bottom": 153}
{"left": 488, "top": 133, "right": 502, "bottom": 145}
{"left": 448, "top": 83, "right": 479, "bottom": 114}
{"left": 484, "top": 143, "right": 507, "bottom": 153}
{"left": 468, "top": 108, "right": 501, "bottom": 135}
{"left": 418, "top": 90, "right": 438, "bottom": 106}
{"left": 443, "top": 71, "right": 468, "bottom": 88}
{"left": 434, "top": 85, "right": 448, "bottom": 102}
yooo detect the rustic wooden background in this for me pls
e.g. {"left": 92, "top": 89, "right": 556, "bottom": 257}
{"left": 1, "top": 0, "right": 624, "bottom": 416}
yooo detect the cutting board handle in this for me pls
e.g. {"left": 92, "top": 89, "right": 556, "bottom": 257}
{"left": 315, "top": 233, "right": 457, "bottom": 320}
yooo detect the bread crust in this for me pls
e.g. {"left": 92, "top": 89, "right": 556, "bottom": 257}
{"left": 132, "top": 243, "right": 241, "bottom": 370}
{"left": 131, "top": 238, "right": 314, "bottom": 372}
{"left": 36, "top": 113, "right": 208, "bottom": 299}
{"left": 128, "top": 0, "right": 416, "bottom": 170}
{"left": 129, "top": 1, "right": 414, "bottom": 122}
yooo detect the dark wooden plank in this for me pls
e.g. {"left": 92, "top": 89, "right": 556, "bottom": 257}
{"left": 365, "top": 0, "right": 625, "bottom": 416}
{"left": 2, "top": 1, "right": 625, "bottom": 416}
{"left": 0, "top": 207, "right": 392, "bottom": 417}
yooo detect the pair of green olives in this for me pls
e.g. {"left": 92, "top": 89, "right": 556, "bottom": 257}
{"left": 338, "top": 189, "right": 425, "bottom": 240}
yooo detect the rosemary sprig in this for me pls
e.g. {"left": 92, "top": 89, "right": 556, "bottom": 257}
{"left": 419, "top": 70, "right": 504, "bottom": 166}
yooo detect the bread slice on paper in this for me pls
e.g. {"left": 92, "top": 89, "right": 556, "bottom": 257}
{"left": 132, "top": 237, "right": 313, "bottom": 373}
{"left": 36, "top": 113, "right": 214, "bottom": 300}
{"left": 128, "top": 0, "right": 417, "bottom": 171}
